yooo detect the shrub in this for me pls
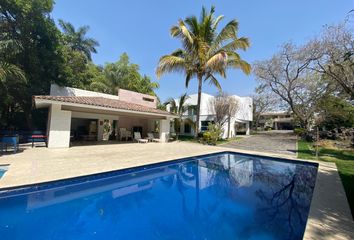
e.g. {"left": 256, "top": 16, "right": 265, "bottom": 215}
{"left": 294, "top": 128, "right": 305, "bottom": 135}
{"left": 202, "top": 123, "right": 223, "bottom": 145}
{"left": 201, "top": 131, "right": 211, "bottom": 144}
{"left": 264, "top": 126, "right": 273, "bottom": 131}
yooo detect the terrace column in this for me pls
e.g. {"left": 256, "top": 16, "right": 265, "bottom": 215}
{"left": 47, "top": 104, "right": 72, "bottom": 148}
{"left": 245, "top": 121, "right": 250, "bottom": 135}
{"left": 159, "top": 119, "right": 170, "bottom": 142}
{"left": 97, "top": 118, "right": 105, "bottom": 141}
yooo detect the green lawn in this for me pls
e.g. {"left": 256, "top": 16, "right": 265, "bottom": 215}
{"left": 215, "top": 137, "right": 243, "bottom": 145}
{"left": 176, "top": 135, "right": 198, "bottom": 143}
{"left": 297, "top": 140, "right": 354, "bottom": 217}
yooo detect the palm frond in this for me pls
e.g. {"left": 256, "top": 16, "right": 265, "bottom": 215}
{"left": 58, "top": 20, "right": 76, "bottom": 35}
{"left": 206, "top": 52, "right": 227, "bottom": 70}
{"left": 164, "top": 97, "right": 176, "bottom": 106}
{"left": 170, "top": 48, "right": 185, "bottom": 57}
{"left": 77, "top": 26, "right": 89, "bottom": 36}
{"left": 0, "top": 62, "right": 26, "bottom": 83}
{"left": 212, "top": 15, "right": 224, "bottom": 31}
{"left": 171, "top": 20, "right": 194, "bottom": 45}
{"left": 205, "top": 74, "right": 222, "bottom": 91}
{"left": 208, "top": 19, "right": 239, "bottom": 55}
{"left": 221, "top": 37, "right": 250, "bottom": 52}
{"left": 227, "top": 59, "right": 251, "bottom": 74}
{"left": 59, "top": 20, "right": 98, "bottom": 60}
{"left": 185, "top": 70, "right": 196, "bottom": 87}
{"left": 178, "top": 93, "right": 190, "bottom": 114}
{"left": 226, "top": 51, "right": 241, "bottom": 60}
{"left": 200, "top": 7, "right": 214, "bottom": 42}
{"left": 156, "top": 55, "right": 186, "bottom": 78}
{"left": 185, "top": 16, "right": 200, "bottom": 36}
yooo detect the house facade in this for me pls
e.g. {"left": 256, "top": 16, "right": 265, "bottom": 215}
{"left": 258, "top": 111, "right": 294, "bottom": 130}
{"left": 34, "top": 84, "right": 175, "bottom": 148}
{"left": 169, "top": 93, "right": 253, "bottom": 138}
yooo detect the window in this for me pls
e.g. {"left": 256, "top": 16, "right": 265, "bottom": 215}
{"left": 143, "top": 97, "right": 154, "bottom": 102}
{"left": 201, "top": 121, "right": 214, "bottom": 131}
{"left": 187, "top": 105, "right": 197, "bottom": 115}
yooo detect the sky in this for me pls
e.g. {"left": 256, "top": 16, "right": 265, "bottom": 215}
{"left": 51, "top": 0, "right": 352, "bottom": 101}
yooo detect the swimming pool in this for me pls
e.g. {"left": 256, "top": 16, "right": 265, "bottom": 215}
{"left": 0, "top": 166, "right": 7, "bottom": 178}
{"left": 0, "top": 152, "right": 318, "bottom": 240}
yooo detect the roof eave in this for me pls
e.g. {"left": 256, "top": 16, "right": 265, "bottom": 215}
{"left": 34, "top": 98, "right": 177, "bottom": 119}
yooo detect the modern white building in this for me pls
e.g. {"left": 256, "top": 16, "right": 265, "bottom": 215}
{"left": 258, "top": 111, "right": 294, "bottom": 130}
{"left": 34, "top": 84, "right": 175, "bottom": 148}
{"left": 169, "top": 93, "right": 253, "bottom": 138}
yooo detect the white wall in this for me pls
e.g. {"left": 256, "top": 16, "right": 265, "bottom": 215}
{"left": 233, "top": 95, "right": 253, "bottom": 121}
{"left": 50, "top": 84, "right": 119, "bottom": 100}
{"left": 47, "top": 104, "right": 72, "bottom": 148}
{"left": 159, "top": 119, "right": 171, "bottom": 142}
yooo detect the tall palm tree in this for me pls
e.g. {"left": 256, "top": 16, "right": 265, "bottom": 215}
{"left": 59, "top": 20, "right": 99, "bottom": 61}
{"left": 164, "top": 93, "right": 194, "bottom": 139}
{"left": 156, "top": 6, "right": 251, "bottom": 136}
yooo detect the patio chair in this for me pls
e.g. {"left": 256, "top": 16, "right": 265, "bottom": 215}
{"left": 119, "top": 128, "right": 132, "bottom": 141}
{"left": 134, "top": 132, "right": 148, "bottom": 143}
{"left": 147, "top": 133, "right": 160, "bottom": 142}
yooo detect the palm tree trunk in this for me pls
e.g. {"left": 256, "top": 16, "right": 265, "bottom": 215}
{"left": 195, "top": 75, "right": 203, "bottom": 138}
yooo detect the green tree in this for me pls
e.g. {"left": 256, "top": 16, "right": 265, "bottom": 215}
{"left": 0, "top": 0, "right": 66, "bottom": 129}
{"left": 317, "top": 95, "right": 354, "bottom": 129}
{"left": 60, "top": 45, "right": 92, "bottom": 89}
{"left": 90, "top": 53, "right": 159, "bottom": 96}
{"left": 58, "top": 20, "right": 99, "bottom": 61}
{"left": 156, "top": 6, "right": 251, "bottom": 136}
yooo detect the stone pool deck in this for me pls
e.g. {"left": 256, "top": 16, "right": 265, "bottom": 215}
{"left": 0, "top": 142, "right": 353, "bottom": 239}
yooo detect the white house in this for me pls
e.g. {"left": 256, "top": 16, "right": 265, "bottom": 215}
{"left": 34, "top": 84, "right": 175, "bottom": 148}
{"left": 169, "top": 93, "right": 253, "bottom": 138}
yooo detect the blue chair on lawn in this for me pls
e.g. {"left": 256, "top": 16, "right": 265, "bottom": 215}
{"left": 1, "top": 135, "right": 19, "bottom": 153}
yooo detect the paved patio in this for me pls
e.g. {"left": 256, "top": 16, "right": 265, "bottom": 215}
{"left": 0, "top": 141, "right": 353, "bottom": 239}
{"left": 221, "top": 130, "right": 297, "bottom": 156}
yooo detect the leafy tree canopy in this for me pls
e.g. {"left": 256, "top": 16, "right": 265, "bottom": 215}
{"left": 90, "top": 53, "right": 159, "bottom": 96}
{"left": 0, "top": 0, "right": 65, "bottom": 129}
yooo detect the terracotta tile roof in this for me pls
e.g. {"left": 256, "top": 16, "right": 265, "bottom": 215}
{"left": 34, "top": 95, "right": 174, "bottom": 116}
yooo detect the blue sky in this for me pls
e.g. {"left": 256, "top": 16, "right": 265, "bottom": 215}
{"left": 52, "top": 0, "right": 352, "bottom": 101}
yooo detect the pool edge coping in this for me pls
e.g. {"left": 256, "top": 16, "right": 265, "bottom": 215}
{"left": 0, "top": 148, "right": 353, "bottom": 239}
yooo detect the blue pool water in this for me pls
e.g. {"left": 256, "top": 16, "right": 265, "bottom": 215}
{"left": 0, "top": 152, "right": 318, "bottom": 240}
{"left": 0, "top": 168, "right": 7, "bottom": 178}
